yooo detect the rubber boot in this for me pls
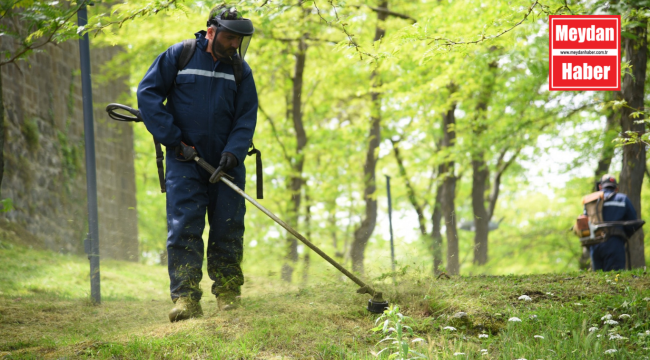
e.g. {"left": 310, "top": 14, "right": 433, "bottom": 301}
{"left": 169, "top": 297, "right": 203, "bottom": 322}
{"left": 217, "top": 291, "right": 241, "bottom": 311}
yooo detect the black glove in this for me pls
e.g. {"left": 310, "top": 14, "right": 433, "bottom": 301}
{"left": 175, "top": 142, "right": 197, "bottom": 162}
{"left": 210, "top": 152, "right": 238, "bottom": 183}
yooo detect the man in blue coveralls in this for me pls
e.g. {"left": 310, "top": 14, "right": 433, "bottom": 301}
{"left": 589, "top": 174, "right": 638, "bottom": 272}
{"left": 137, "top": 5, "right": 258, "bottom": 322}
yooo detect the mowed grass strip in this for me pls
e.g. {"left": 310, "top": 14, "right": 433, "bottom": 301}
{"left": 1, "top": 240, "right": 649, "bottom": 359}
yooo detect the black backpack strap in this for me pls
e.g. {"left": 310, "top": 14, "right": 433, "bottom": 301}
{"left": 154, "top": 140, "right": 166, "bottom": 193}
{"left": 232, "top": 54, "right": 243, "bottom": 87}
{"left": 247, "top": 142, "right": 263, "bottom": 199}
{"left": 178, "top": 39, "right": 197, "bottom": 72}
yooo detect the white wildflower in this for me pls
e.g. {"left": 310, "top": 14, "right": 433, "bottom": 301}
{"left": 411, "top": 338, "right": 425, "bottom": 343}
{"left": 518, "top": 295, "right": 532, "bottom": 301}
{"left": 597, "top": 334, "right": 602, "bottom": 338}
{"left": 574, "top": 302, "right": 583, "bottom": 306}
{"left": 508, "top": 317, "right": 522, "bottom": 322}
{"left": 534, "top": 335, "right": 544, "bottom": 339}
{"left": 479, "top": 334, "right": 488, "bottom": 338}
{"left": 546, "top": 292, "right": 554, "bottom": 296}
{"left": 601, "top": 314, "right": 613, "bottom": 320}
{"left": 515, "top": 358, "right": 527, "bottom": 360}
{"left": 443, "top": 326, "right": 457, "bottom": 331}
{"left": 609, "top": 334, "right": 627, "bottom": 340}
{"left": 604, "top": 349, "right": 617, "bottom": 354}
{"left": 643, "top": 297, "right": 650, "bottom": 301}
{"left": 604, "top": 320, "right": 619, "bottom": 325}
{"left": 589, "top": 327, "right": 599, "bottom": 332}
{"left": 480, "top": 349, "right": 488, "bottom": 352}
{"left": 453, "top": 312, "right": 468, "bottom": 319}
{"left": 618, "top": 314, "right": 630, "bottom": 319}
{"left": 529, "top": 314, "right": 538, "bottom": 320}
{"left": 453, "top": 352, "right": 465, "bottom": 356}
{"left": 606, "top": 279, "right": 613, "bottom": 283}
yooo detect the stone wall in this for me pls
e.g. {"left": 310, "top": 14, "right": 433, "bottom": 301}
{"left": 0, "top": 32, "right": 139, "bottom": 261}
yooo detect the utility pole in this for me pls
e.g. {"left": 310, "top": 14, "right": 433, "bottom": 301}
{"left": 78, "top": 1, "right": 101, "bottom": 304}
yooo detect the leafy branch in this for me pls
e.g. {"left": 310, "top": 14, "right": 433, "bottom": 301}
{"left": 81, "top": 0, "right": 181, "bottom": 36}
{"left": 0, "top": 0, "right": 89, "bottom": 67}
{"left": 313, "top": 0, "right": 377, "bottom": 60}
{"left": 424, "top": 0, "right": 542, "bottom": 47}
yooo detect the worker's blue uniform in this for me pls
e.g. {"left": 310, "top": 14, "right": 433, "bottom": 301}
{"left": 137, "top": 31, "right": 258, "bottom": 301}
{"left": 589, "top": 189, "right": 638, "bottom": 271}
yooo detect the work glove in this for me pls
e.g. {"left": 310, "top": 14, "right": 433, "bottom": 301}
{"left": 175, "top": 142, "right": 197, "bottom": 162}
{"left": 210, "top": 152, "right": 238, "bottom": 183}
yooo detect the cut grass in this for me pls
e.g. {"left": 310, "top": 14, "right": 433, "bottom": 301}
{"left": 0, "top": 239, "right": 649, "bottom": 359}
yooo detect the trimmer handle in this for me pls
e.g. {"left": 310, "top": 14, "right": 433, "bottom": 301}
{"left": 106, "top": 103, "right": 142, "bottom": 122}
{"left": 193, "top": 156, "right": 233, "bottom": 184}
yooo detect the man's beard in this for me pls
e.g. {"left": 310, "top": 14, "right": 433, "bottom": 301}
{"left": 212, "top": 38, "right": 237, "bottom": 59}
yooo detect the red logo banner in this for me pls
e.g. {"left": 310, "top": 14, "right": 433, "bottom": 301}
{"left": 549, "top": 15, "right": 620, "bottom": 91}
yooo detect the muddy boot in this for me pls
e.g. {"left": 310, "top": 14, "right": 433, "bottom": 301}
{"left": 168, "top": 296, "right": 203, "bottom": 322}
{"left": 217, "top": 291, "right": 241, "bottom": 311}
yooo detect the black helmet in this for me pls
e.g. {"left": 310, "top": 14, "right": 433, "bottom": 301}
{"left": 207, "top": 6, "right": 254, "bottom": 59}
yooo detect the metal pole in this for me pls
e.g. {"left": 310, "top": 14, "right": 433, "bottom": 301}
{"left": 385, "top": 176, "right": 396, "bottom": 282}
{"left": 78, "top": 3, "right": 100, "bottom": 304}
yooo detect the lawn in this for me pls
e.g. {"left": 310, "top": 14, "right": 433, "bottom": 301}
{"left": 0, "top": 239, "right": 649, "bottom": 359}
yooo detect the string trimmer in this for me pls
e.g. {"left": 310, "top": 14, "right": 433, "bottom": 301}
{"left": 106, "top": 103, "right": 389, "bottom": 314}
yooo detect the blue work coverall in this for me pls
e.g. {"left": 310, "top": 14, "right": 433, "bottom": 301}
{"left": 589, "top": 189, "right": 638, "bottom": 271}
{"left": 137, "top": 31, "right": 258, "bottom": 301}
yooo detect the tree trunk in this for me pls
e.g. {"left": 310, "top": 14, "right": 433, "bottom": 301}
{"left": 472, "top": 156, "right": 489, "bottom": 265}
{"left": 619, "top": 12, "right": 647, "bottom": 269}
{"left": 281, "top": 36, "right": 308, "bottom": 282}
{"left": 441, "top": 96, "right": 459, "bottom": 275}
{"left": 471, "top": 59, "right": 497, "bottom": 266}
{"left": 0, "top": 73, "right": 4, "bottom": 199}
{"left": 431, "top": 179, "right": 444, "bottom": 274}
{"left": 350, "top": 0, "right": 388, "bottom": 275}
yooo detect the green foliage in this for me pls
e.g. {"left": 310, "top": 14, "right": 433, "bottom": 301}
{"left": 56, "top": 128, "right": 81, "bottom": 184}
{"left": 0, "top": 0, "right": 86, "bottom": 67}
{"left": 373, "top": 305, "right": 426, "bottom": 359}
{"left": 19, "top": 118, "right": 39, "bottom": 151}
{"left": 0, "top": 198, "right": 13, "bottom": 213}
{"left": 82, "top": 0, "right": 650, "bottom": 274}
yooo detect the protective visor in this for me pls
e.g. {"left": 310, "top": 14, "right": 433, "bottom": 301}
{"left": 207, "top": 17, "right": 255, "bottom": 59}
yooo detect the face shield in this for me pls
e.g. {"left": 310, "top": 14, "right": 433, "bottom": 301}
{"left": 207, "top": 12, "right": 255, "bottom": 60}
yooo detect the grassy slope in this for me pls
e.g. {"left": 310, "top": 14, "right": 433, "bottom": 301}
{"left": 1, "top": 239, "right": 649, "bottom": 360}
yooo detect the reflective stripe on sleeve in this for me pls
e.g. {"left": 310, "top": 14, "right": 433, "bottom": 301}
{"left": 177, "top": 69, "right": 235, "bottom": 82}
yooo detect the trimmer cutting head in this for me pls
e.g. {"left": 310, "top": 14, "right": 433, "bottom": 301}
{"left": 367, "top": 297, "right": 389, "bottom": 314}
{"left": 359, "top": 287, "right": 389, "bottom": 314}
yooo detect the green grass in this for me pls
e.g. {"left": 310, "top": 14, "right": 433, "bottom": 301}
{"left": 0, "top": 238, "right": 649, "bottom": 359}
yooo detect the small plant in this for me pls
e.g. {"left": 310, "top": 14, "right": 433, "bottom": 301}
{"left": 372, "top": 305, "right": 426, "bottom": 359}
{"left": 0, "top": 198, "right": 13, "bottom": 213}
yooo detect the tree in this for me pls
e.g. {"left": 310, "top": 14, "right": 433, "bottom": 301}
{"left": 440, "top": 84, "right": 459, "bottom": 275}
{"left": 470, "top": 55, "right": 498, "bottom": 266}
{"left": 618, "top": 6, "right": 646, "bottom": 269}
{"left": 350, "top": 0, "right": 389, "bottom": 275}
